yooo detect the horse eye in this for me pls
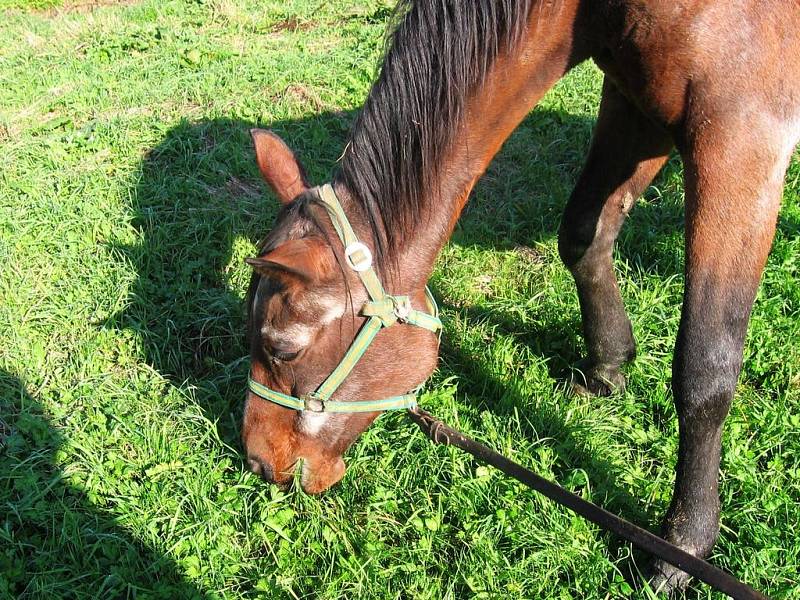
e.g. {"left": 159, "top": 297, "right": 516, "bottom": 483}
{"left": 270, "top": 347, "right": 300, "bottom": 362}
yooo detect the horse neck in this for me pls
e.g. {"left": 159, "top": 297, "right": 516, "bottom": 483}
{"left": 339, "top": 0, "right": 588, "bottom": 292}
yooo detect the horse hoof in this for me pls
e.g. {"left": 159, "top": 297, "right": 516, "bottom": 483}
{"left": 645, "top": 560, "right": 691, "bottom": 596}
{"left": 570, "top": 360, "right": 626, "bottom": 397}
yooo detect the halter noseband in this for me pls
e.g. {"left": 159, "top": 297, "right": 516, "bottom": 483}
{"left": 248, "top": 184, "right": 442, "bottom": 414}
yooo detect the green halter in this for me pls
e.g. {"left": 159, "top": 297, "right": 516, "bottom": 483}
{"left": 248, "top": 184, "right": 442, "bottom": 414}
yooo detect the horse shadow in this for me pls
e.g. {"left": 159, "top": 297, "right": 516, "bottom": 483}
{"left": 108, "top": 113, "right": 356, "bottom": 452}
{"left": 108, "top": 106, "right": 796, "bottom": 594}
{"left": 109, "top": 107, "right": 683, "bottom": 494}
{"left": 109, "top": 105, "right": 688, "bottom": 435}
{"left": 0, "top": 368, "right": 205, "bottom": 598}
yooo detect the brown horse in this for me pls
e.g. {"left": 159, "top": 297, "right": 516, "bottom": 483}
{"left": 242, "top": 0, "right": 800, "bottom": 592}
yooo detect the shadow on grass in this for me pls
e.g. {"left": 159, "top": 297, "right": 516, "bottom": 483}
{"left": 109, "top": 105, "right": 796, "bottom": 595}
{"left": 111, "top": 107, "right": 691, "bottom": 429}
{"left": 0, "top": 369, "right": 205, "bottom": 599}
{"left": 109, "top": 106, "right": 683, "bottom": 508}
{"left": 110, "top": 112, "right": 354, "bottom": 452}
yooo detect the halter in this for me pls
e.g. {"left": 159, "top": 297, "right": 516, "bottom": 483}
{"left": 248, "top": 184, "right": 442, "bottom": 414}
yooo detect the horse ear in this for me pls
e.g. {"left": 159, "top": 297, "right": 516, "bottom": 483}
{"left": 246, "top": 238, "right": 335, "bottom": 283}
{"left": 251, "top": 129, "right": 310, "bottom": 204}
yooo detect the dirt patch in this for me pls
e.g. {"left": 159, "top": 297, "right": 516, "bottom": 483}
{"left": 20, "top": 0, "right": 139, "bottom": 16}
{"left": 513, "top": 245, "right": 545, "bottom": 266}
{"left": 279, "top": 83, "right": 328, "bottom": 111}
{"left": 225, "top": 176, "right": 262, "bottom": 201}
{"left": 268, "top": 17, "right": 318, "bottom": 34}
{"left": 474, "top": 274, "right": 494, "bottom": 295}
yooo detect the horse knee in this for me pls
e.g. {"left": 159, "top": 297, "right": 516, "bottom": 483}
{"left": 673, "top": 333, "right": 742, "bottom": 423}
{"left": 559, "top": 190, "right": 628, "bottom": 270}
{"left": 675, "top": 370, "right": 736, "bottom": 422}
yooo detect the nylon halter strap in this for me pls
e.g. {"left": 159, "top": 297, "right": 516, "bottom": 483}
{"left": 248, "top": 183, "right": 442, "bottom": 414}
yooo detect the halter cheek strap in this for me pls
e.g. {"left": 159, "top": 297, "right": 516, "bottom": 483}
{"left": 248, "top": 183, "right": 442, "bottom": 414}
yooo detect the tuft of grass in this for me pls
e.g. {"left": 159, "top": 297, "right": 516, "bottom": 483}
{"left": 1, "top": 0, "right": 798, "bottom": 598}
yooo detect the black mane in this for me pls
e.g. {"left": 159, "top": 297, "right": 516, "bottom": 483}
{"left": 335, "top": 0, "right": 534, "bottom": 266}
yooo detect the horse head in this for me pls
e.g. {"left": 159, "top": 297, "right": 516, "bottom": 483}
{"left": 242, "top": 129, "right": 440, "bottom": 493}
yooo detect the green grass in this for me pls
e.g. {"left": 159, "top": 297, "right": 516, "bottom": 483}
{"left": 1, "top": 0, "right": 799, "bottom": 598}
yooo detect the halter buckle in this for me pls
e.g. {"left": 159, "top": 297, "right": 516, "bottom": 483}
{"left": 302, "top": 393, "right": 326, "bottom": 412}
{"left": 344, "top": 242, "right": 373, "bottom": 272}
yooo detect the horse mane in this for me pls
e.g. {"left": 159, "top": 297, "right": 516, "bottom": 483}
{"left": 335, "top": 0, "right": 534, "bottom": 268}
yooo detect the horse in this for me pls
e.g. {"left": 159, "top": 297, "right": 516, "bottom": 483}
{"left": 242, "top": 0, "right": 800, "bottom": 592}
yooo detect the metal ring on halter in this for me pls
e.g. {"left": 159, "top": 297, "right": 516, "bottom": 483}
{"left": 301, "top": 393, "right": 326, "bottom": 413}
{"left": 344, "top": 242, "right": 373, "bottom": 272}
{"left": 392, "top": 296, "right": 411, "bottom": 321}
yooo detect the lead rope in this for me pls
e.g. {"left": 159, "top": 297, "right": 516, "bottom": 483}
{"left": 407, "top": 407, "right": 769, "bottom": 600}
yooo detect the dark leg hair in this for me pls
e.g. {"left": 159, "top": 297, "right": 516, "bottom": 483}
{"left": 559, "top": 78, "right": 673, "bottom": 395}
{"left": 649, "top": 114, "right": 790, "bottom": 592}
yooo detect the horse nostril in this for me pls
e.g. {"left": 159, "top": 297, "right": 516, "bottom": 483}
{"left": 247, "top": 456, "right": 275, "bottom": 483}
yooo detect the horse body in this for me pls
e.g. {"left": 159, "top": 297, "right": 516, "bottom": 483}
{"left": 243, "top": 0, "right": 800, "bottom": 591}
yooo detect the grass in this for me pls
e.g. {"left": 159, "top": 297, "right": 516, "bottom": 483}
{"left": 1, "top": 0, "right": 799, "bottom": 598}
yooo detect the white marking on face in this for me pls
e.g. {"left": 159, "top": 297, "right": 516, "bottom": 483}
{"left": 259, "top": 293, "right": 345, "bottom": 349}
{"left": 317, "top": 295, "right": 345, "bottom": 323}
{"left": 300, "top": 411, "right": 348, "bottom": 440}
{"left": 263, "top": 323, "right": 313, "bottom": 348}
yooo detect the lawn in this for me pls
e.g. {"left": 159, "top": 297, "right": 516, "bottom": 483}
{"left": 1, "top": 0, "right": 799, "bottom": 598}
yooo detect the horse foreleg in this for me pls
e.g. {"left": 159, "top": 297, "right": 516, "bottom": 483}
{"left": 559, "top": 79, "right": 672, "bottom": 395}
{"left": 650, "top": 117, "right": 792, "bottom": 592}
